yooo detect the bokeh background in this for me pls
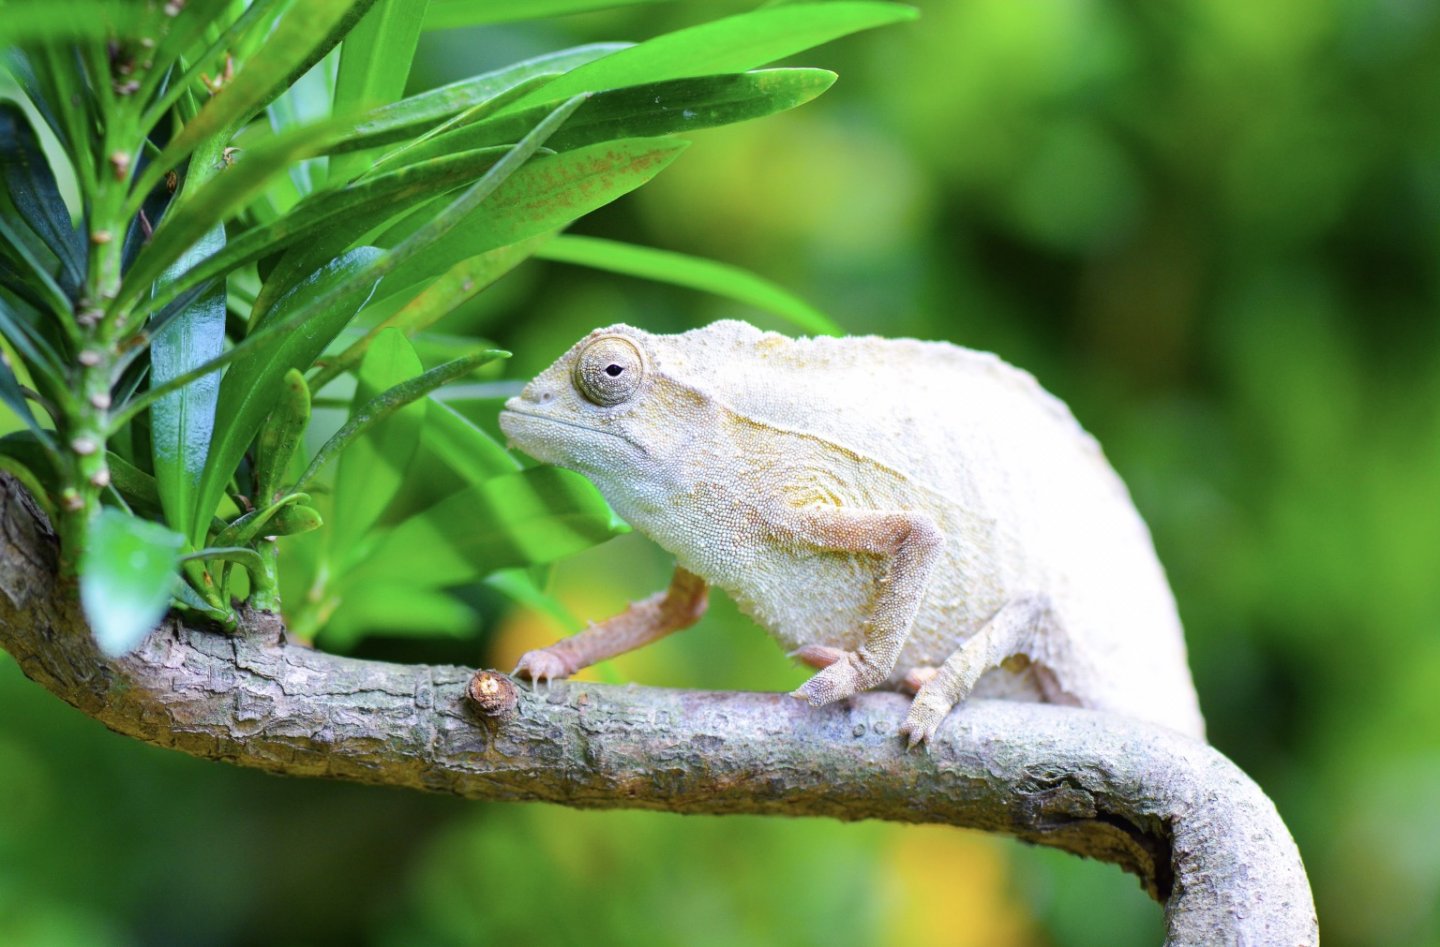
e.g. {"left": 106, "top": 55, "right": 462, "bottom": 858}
{"left": 4, "top": 1, "right": 1439, "bottom": 944}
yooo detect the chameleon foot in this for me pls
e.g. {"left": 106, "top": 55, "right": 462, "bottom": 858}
{"left": 791, "top": 649, "right": 887, "bottom": 706}
{"left": 513, "top": 648, "right": 570, "bottom": 685}
{"left": 897, "top": 691, "right": 953, "bottom": 748}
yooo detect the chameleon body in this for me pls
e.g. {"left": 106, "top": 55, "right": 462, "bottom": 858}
{"left": 499, "top": 320, "right": 1205, "bottom": 745}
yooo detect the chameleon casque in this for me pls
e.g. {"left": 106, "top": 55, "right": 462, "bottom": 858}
{"left": 498, "top": 320, "right": 1205, "bottom": 746}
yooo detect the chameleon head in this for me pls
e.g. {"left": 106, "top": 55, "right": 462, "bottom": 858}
{"left": 499, "top": 323, "right": 700, "bottom": 485}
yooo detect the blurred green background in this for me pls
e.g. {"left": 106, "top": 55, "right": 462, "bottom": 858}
{"left": 4, "top": 1, "right": 1439, "bottom": 944}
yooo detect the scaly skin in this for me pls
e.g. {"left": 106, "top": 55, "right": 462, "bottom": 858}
{"left": 500, "top": 320, "right": 1205, "bottom": 745}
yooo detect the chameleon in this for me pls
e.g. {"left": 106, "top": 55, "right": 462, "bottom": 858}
{"left": 498, "top": 320, "right": 1205, "bottom": 746}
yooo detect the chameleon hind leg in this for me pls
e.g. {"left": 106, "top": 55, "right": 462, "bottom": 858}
{"left": 898, "top": 595, "right": 1058, "bottom": 748}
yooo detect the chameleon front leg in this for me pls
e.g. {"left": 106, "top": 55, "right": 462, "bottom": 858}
{"left": 898, "top": 594, "right": 1055, "bottom": 747}
{"left": 513, "top": 567, "right": 708, "bottom": 683}
{"left": 784, "top": 506, "right": 945, "bottom": 706}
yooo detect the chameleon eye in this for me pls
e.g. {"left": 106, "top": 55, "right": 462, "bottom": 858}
{"left": 574, "top": 336, "right": 645, "bottom": 406}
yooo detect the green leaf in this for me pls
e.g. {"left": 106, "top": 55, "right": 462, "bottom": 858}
{"left": 80, "top": 509, "right": 184, "bottom": 656}
{"left": 328, "top": 43, "right": 624, "bottom": 154}
{"left": 329, "top": 329, "right": 427, "bottom": 553}
{"left": 298, "top": 346, "right": 509, "bottom": 495}
{"left": 252, "top": 368, "right": 311, "bottom": 506}
{"left": 149, "top": 224, "right": 226, "bottom": 539}
{"left": 130, "top": 0, "right": 379, "bottom": 212}
{"left": 378, "top": 137, "right": 689, "bottom": 298}
{"left": 330, "top": 0, "right": 430, "bottom": 183}
{"left": 537, "top": 235, "right": 841, "bottom": 336}
{"left": 377, "top": 397, "right": 520, "bottom": 527}
{"left": 320, "top": 584, "right": 476, "bottom": 652}
{"left": 349, "top": 465, "right": 625, "bottom": 588}
{"left": 0, "top": 101, "right": 80, "bottom": 296}
{"left": 401, "top": 69, "right": 837, "bottom": 165}
{"left": 190, "top": 246, "right": 385, "bottom": 547}
{"left": 423, "top": 0, "right": 669, "bottom": 30}
{"left": 499, "top": 2, "right": 916, "bottom": 114}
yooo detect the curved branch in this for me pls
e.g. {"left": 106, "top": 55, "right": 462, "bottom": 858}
{"left": 0, "top": 474, "right": 1316, "bottom": 945}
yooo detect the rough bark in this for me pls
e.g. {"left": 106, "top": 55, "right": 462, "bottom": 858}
{"left": 0, "top": 474, "right": 1317, "bottom": 945}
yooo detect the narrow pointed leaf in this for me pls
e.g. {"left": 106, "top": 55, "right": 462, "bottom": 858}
{"left": 0, "top": 102, "right": 81, "bottom": 287}
{"left": 191, "top": 246, "right": 385, "bottom": 546}
{"left": 377, "top": 137, "right": 689, "bottom": 298}
{"left": 80, "top": 509, "right": 184, "bottom": 656}
{"left": 0, "top": 347, "right": 53, "bottom": 447}
{"left": 330, "top": 0, "right": 429, "bottom": 182}
{"left": 311, "top": 236, "right": 545, "bottom": 390}
{"left": 329, "top": 329, "right": 427, "bottom": 553}
{"left": 400, "top": 69, "right": 837, "bottom": 166}
{"left": 329, "top": 43, "right": 624, "bottom": 154}
{"left": 149, "top": 224, "right": 226, "bottom": 539}
{"left": 142, "top": 145, "right": 514, "bottom": 320}
{"left": 253, "top": 368, "right": 310, "bottom": 506}
{"left": 499, "top": 2, "right": 916, "bottom": 114}
{"left": 537, "top": 235, "right": 841, "bottom": 335}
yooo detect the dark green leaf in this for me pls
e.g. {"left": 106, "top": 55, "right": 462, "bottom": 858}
{"left": 191, "top": 247, "right": 384, "bottom": 547}
{"left": 0, "top": 102, "right": 80, "bottom": 289}
{"left": 149, "top": 224, "right": 226, "bottom": 539}
{"left": 0, "top": 344, "right": 52, "bottom": 448}
{"left": 498, "top": 2, "right": 916, "bottom": 114}
{"left": 349, "top": 466, "right": 626, "bottom": 587}
{"left": 537, "top": 235, "right": 841, "bottom": 335}
{"left": 400, "top": 69, "right": 837, "bottom": 165}
{"left": 80, "top": 509, "right": 184, "bottom": 656}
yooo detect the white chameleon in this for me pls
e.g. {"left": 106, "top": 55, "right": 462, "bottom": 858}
{"left": 499, "top": 320, "right": 1205, "bottom": 746}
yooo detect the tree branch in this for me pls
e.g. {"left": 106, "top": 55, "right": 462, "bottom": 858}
{"left": 0, "top": 474, "right": 1316, "bottom": 945}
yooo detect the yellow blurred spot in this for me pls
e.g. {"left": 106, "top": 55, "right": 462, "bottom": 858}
{"left": 881, "top": 827, "right": 1039, "bottom": 947}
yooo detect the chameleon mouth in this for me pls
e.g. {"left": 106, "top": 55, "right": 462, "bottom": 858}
{"left": 499, "top": 405, "right": 647, "bottom": 454}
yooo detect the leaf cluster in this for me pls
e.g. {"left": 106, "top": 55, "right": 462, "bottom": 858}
{"left": 0, "top": 1, "right": 911, "bottom": 654}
